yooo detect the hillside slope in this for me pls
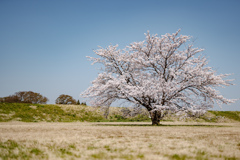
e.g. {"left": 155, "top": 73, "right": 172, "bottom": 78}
{"left": 0, "top": 103, "right": 104, "bottom": 122}
{"left": 0, "top": 103, "right": 239, "bottom": 122}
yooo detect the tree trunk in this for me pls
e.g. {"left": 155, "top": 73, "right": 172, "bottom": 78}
{"left": 150, "top": 110, "right": 161, "bottom": 125}
{"left": 102, "top": 106, "right": 110, "bottom": 119}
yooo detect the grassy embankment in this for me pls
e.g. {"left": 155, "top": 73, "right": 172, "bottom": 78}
{"left": 0, "top": 103, "right": 150, "bottom": 122}
{"left": 0, "top": 103, "right": 239, "bottom": 123}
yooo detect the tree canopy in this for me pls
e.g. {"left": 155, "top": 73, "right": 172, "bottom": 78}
{"left": 55, "top": 94, "right": 76, "bottom": 105}
{"left": 0, "top": 91, "right": 48, "bottom": 104}
{"left": 82, "top": 30, "right": 236, "bottom": 125}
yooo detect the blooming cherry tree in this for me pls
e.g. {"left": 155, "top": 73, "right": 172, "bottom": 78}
{"left": 82, "top": 30, "right": 236, "bottom": 125}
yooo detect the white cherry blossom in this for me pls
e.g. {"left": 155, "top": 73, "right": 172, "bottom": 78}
{"left": 82, "top": 30, "right": 236, "bottom": 125}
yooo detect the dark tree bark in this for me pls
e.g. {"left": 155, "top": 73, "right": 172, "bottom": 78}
{"left": 150, "top": 110, "right": 162, "bottom": 125}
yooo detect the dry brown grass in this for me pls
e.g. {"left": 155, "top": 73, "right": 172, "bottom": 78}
{"left": 0, "top": 122, "right": 240, "bottom": 160}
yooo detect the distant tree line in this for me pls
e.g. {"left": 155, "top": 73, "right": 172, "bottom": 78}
{"left": 0, "top": 91, "right": 48, "bottom": 104}
{"left": 0, "top": 91, "right": 86, "bottom": 105}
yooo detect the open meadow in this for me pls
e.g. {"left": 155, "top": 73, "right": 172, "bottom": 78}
{"left": 0, "top": 121, "right": 240, "bottom": 160}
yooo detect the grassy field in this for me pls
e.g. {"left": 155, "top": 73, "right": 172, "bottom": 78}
{"left": 0, "top": 122, "right": 240, "bottom": 160}
{"left": 0, "top": 103, "right": 240, "bottom": 159}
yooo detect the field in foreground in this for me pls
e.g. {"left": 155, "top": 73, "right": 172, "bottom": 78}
{"left": 0, "top": 122, "right": 240, "bottom": 160}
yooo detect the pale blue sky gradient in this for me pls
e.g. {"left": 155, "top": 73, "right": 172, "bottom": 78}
{"left": 0, "top": 0, "right": 240, "bottom": 110}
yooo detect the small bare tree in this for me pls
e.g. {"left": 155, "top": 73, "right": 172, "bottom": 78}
{"left": 82, "top": 30, "right": 236, "bottom": 125}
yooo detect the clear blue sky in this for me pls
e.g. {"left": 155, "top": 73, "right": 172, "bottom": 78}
{"left": 0, "top": 0, "right": 239, "bottom": 110}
